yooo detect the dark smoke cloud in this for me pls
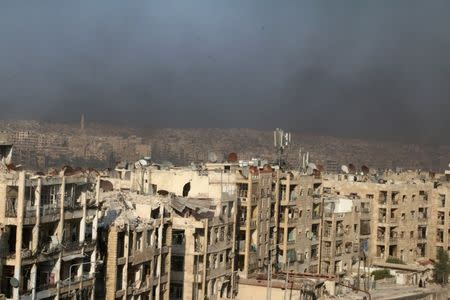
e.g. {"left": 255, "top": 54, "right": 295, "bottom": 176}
{"left": 1, "top": 1, "right": 450, "bottom": 144}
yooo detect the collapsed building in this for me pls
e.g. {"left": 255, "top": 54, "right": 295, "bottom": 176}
{"left": 103, "top": 162, "right": 239, "bottom": 300}
{"left": 98, "top": 191, "right": 172, "bottom": 300}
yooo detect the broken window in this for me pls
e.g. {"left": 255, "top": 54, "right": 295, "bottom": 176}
{"left": 136, "top": 232, "right": 143, "bottom": 252}
{"left": 25, "top": 186, "right": 36, "bottom": 206}
{"left": 6, "top": 186, "right": 18, "bottom": 217}
{"left": 182, "top": 182, "right": 191, "bottom": 197}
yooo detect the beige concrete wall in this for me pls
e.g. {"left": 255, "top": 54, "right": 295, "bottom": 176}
{"left": 147, "top": 169, "right": 237, "bottom": 200}
{"left": 236, "top": 283, "right": 302, "bottom": 300}
{"left": 105, "top": 227, "right": 118, "bottom": 300}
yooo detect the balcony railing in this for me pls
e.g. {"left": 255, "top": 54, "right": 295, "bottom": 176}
{"left": 389, "top": 217, "right": 398, "bottom": 223}
{"left": 37, "top": 282, "right": 57, "bottom": 292}
{"left": 322, "top": 248, "right": 331, "bottom": 258}
{"left": 40, "top": 204, "right": 60, "bottom": 217}
{"left": 389, "top": 237, "right": 398, "bottom": 243}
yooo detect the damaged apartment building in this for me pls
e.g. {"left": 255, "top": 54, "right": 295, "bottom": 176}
{"left": 0, "top": 138, "right": 100, "bottom": 300}
{"left": 97, "top": 191, "right": 172, "bottom": 300}
{"left": 170, "top": 196, "right": 236, "bottom": 300}
{"left": 103, "top": 160, "right": 239, "bottom": 299}
{"left": 322, "top": 170, "right": 450, "bottom": 266}
{"left": 103, "top": 159, "right": 315, "bottom": 279}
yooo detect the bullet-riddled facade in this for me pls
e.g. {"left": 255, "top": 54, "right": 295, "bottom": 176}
{"left": 98, "top": 191, "right": 172, "bottom": 300}
{"left": 0, "top": 169, "right": 100, "bottom": 300}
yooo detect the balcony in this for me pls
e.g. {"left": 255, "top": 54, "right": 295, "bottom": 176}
{"left": 64, "top": 197, "right": 82, "bottom": 210}
{"left": 37, "top": 282, "right": 57, "bottom": 293}
{"left": 59, "top": 273, "right": 95, "bottom": 294}
{"left": 417, "top": 234, "right": 427, "bottom": 243}
{"left": 40, "top": 204, "right": 60, "bottom": 220}
{"left": 62, "top": 240, "right": 82, "bottom": 254}
{"left": 389, "top": 237, "right": 398, "bottom": 244}
{"left": 321, "top": 248, "right": 332, "bottom": 259}
{"left": 389, "top": 217, "right": 398, "bottom": 223}
{"left": 418, "top": 217, "right": 428, "bottom": 224}
{"left": 281, "top": 217, "right": 297, "bottom": 226}
{"left": 377, "top": 236, "right": 385, "bottom": 242}
{"left": 24, "top": 206, "right": 37, "bottom": 218}
{"left": 6, "top": 248, "right": 33, "bottom": 260}
{"left": 5, "top": 200, "right": 17, "bottom": 217}
{"left": 206, "top": 263, "right": 231, "bottom": 279}
{"left": 240, "top": 219, "right": 257, "bottom": 229}
{"left": 335, "top": 232, "right": 344, "bottom": 238}
{"left": 322, "top": 230, "right": 332, "bottom": 239}
{"left": 324, "top": 212, "right": 333, "bottom": 218}
{"left": 378, "top": 217, "right": 387, "bottom": 223}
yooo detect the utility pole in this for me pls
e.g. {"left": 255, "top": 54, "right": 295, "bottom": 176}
{"left": 267, "top": 249, "right": 272, "bottom": 300}
{"left": 283, "top": 259, "right": 290, "bottom": 300}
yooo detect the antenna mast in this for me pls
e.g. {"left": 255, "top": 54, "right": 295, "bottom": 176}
{"left": 273, "top": 128, "right": 291, "bottom": 167}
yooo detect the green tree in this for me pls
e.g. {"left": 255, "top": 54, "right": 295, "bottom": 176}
{"left": 434, "top": 248, "right": 450, "bottom": 284}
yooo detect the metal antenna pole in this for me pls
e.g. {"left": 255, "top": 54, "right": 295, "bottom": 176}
{"left": 284, "top": 259, "right": 290, "bottom": 300}
{"left": 266, "top": 248, "right": 272, "bottom": 300}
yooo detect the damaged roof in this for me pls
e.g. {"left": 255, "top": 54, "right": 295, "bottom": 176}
{"left": 99, "top": 191, "right": 216, "bottom": 229}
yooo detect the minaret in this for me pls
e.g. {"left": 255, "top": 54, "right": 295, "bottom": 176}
{"left": 81, "top": 113, "right": 85, "bottom": 131}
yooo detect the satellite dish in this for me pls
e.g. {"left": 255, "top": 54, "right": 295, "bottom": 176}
{"left": 138, "top": 159, "right": 148, "bottom": 166}
{"left": 208, "top": 152, "right": 218, "bottom": 163}
{"left": 348, "top": 164, "right": 356, "bottom": 173}
{"left": 227, "top": 152, "right": 238, "bottom": 163}
{"left": 341, "top": 165, "right": 349, "bottom": 174}
{"left": 361, "top": 165, "right": 369, "bottom": 175}
{"left": 306, "top": 167, "right": 314, "bottom": 175}
{"left": 10, "top": 277, "right": 19, "bottom": 288}
{"left": 307, "top": 163, "right": 317, "bottom": 170}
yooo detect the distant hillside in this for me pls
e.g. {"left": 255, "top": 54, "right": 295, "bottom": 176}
{"left": 0, "top": 120, "right": 448, "bottom": 171}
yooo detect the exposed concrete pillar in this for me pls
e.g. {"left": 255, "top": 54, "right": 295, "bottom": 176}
{"left": 105, "top": 228, "right": 118, "bottom": 300}
{"left": 30, "top": 263, "right": 37, "bottom": 300}
{"left": 13, "top": 171, "right": 26, "bottom": 300}
{"left": 243, "top": 178, "right": 252, "bottom": 278}
{"left": 183, "top": 226, "right": 195, "bottom": 300}
{"left": 155, "top": 212, "right": 163, "bottom": 300}
{"left": 79, "top": 189, "right": 87, "bottom": 243}
{"left": 123, "top": 226, "right": 130, "bottom": 300}
{"left": 58, "top": 176, "right": 66, "bottom": 240}
{"left": 95, "top": 176, "right": 100, "bottom": 206}
{"left": 32, "top": 178, "right": 41, "bottom": 252}
{"left": 201, "top": 220, "right": 209, "bottom": 300}
{"left": 56, "top": 176, "right": 65, "bottom": 299}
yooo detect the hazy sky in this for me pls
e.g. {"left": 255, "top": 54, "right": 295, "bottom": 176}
{"left": 1, "top": 1, "right": 450, "bottom": 143}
